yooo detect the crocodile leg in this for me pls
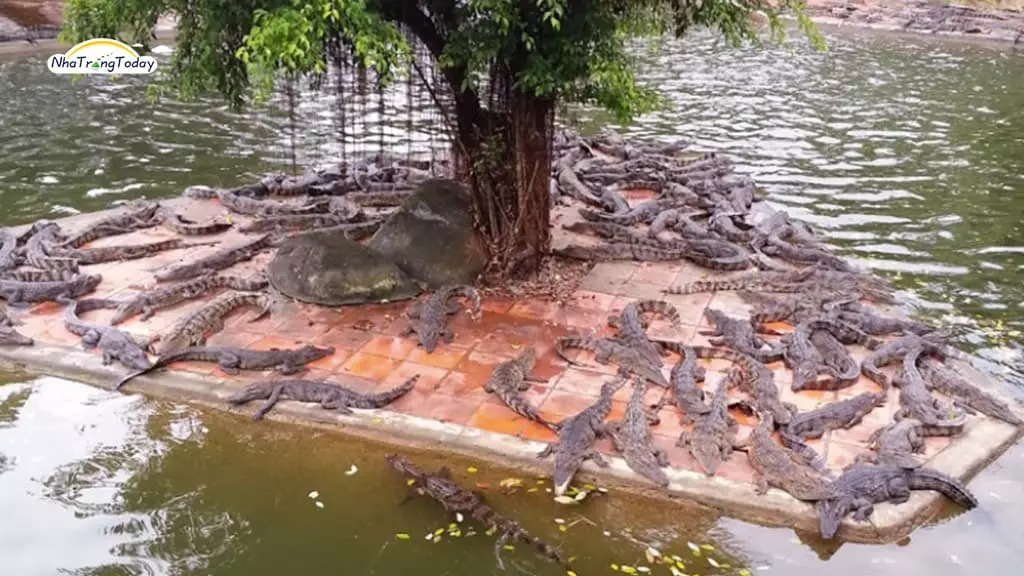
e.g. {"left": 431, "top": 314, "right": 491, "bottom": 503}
{"left": 440, "top": 329, "right": 455, "bottom": 344}
{"left": 586, "top": 450, "right": 609, "bottom": 468}
{"left": 218, "top": 352, "right": 242, "bottom": 375}
{"left": 276, "top": 362, "right": 306, "bottom": 375}
{"left": 675, "top": 431, "right": 691, "bottom": 448}
{"left": 537, "top": 443, "right": 556, "bottom": 459}
{"left": 850, "top": 497, "right": 875, "bottom": 522}
{"left": 101, "top": 350, "right": 115, "bottom": 365}
{"left": 753, "top": 471, "right": 770, "bottom": 495}
{"left": 81, "top": 330, "right": 102, "bottom": 349}
{"left": 140, "top": 305, "right": 156, "bottom": 321}
{"left": 654, "top": 448, "right": 670, "bottom": 467}
{"left": 252, "top": 383, "right": 286, "bottom": 421}
{"left": 885, "top": 477, "right": 911, "bottom": 504}
{"left": 321, "top": 398, "right": 355, "bottom": 415}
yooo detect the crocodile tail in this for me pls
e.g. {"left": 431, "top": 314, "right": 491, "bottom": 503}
{"left": 554, "top": 335, "right": 590, "bottom": 365}
{"left": 224, "top": 275, "right": 270, "bottom": 292}
{"left": 635, "top": 299, "right": 681, "bottom": 326}
{"left": 113, "top": 348, "right": 194, "bottom": 390}
{"left": 493, "top": 518, "right": 567, "bottom": 568}
{"left": 183, "top": 185, "right": 219, "bottom": 199}
{"left": 907, "top": 468, "right": 978, "bottom": 509}
{"left": 693, "top": 345, "right": 740, "bottom": 363}
{"left": 504, "top": 393, "right": 546, "bottom": 425}
{"left": 780, "top": 429, "right": 828, "bottom": 473}
{"left": 367, "top": 375, "right": 418, "bottom": 407}
{"left": 443, "top": 285, "right": 482, "bottom": 316}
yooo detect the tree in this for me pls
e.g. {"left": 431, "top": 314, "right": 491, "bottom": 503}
{"left": 61, "top": 0, "right": 822, "bottom": 277}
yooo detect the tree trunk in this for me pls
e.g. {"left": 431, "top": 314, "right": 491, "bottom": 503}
{"left": 452, "top": 91, "right": 553, "bottom": 278}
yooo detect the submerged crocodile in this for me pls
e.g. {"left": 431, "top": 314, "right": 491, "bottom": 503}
{"left": 154, "top": 234, "right": 275, "bottom": 282}
{"left": 555, "top": 335, "right": 669, "bottom": 388}
{"left": 677, "top": 375, "right": 741, "bottom": 476}
{"left": 110, "top": 273, "right": 269, "bottom": 324}
{"left": 115, "top": 343, "right": 335, "bottom": 390}
{"left": 64, "top": 298, "right": 153, "bottom": 371}
{"left": 483, "top": 347, "right": 555, "bottom": 429}
{"left": 401, "top": 284, "right": 481, "bottom": 353}
{"left": 539, "top": 377, "right": 625, "bottom": 495}
{"left": 227, "top": 374, "right": 418, "bottom": 420}
{"left": 157, "top": 291, "right": 273, "bottom": 354}
{"left": 385, "top": 454, "right": 567, "bottom": 571}
{"left": 817, "top": 463, "right": 978, "bottom": 540}
{"left": 607, "top": 378, "right": 670, "bottom": 487}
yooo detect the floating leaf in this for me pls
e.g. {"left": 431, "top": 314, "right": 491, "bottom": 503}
{"left": 425, "top": 532, "right": 434, "bottom": 541}
{"left": 486, "top": 526, "right": 497, "bottom": 536}
{"left": 738, "top": 570, "right": 752, "bottom": 576}
{"left": 567, "top": 571, "right": 578, "bottom": 576}
{"left": 456, "top": 513, "right": 464, "bottom": 523}
{"left": 611, "top": 564, "right": 620, "bottom": 572}
{"left": 554, "top": 518, "right": 566, "bottom": 524}
{"left": 527, "top": 488, "right": 539, "bottom": 493}
{"left": 503, "top": 545, "right": 515, "bottom": 551}
{"left": 675, "top": 561, "right": 686, "bottom": 571}
{"left": 669, "top": 568, "right": 684, "bottom": 576}
{"left": 574, "top": 491, "right": 588, "bottom": 502}
{"left": 406, "top": 478, "right": 416, "bottom": 486}
{"left": 646, "top": 546, "right": 662, "bottom": 559}
{"left": 345, "top": 465, "right": 358, "bottom": 476}
{"left": 671, "top": 555, "right": 683, "bottom": 562}
{"left": 448, "top": 523, "right": 458, "bottom": 531}
{"left": 467, "top": 466, "right": 478, "bottom": 474}
{"left": 500, "top": 478, "right": 525, "bottom": 488}
{"left": 314, "top": 501, "right": 324, "bottom": 509}
{"left": 553, "top": 495, "right": 576, "bottom": 504}
{"left": 434, "top": 528, "right": 445, "bottom": 536}
{"left": 598, "top": 487, "right": 609, "bottom": 493}
{"left": 395, "top": 533, "right": 410, "bottom": 540}
{"left": 637, "top": 567, "right": 650, "bottom": 573}
{"left": 475, "top": 483, "right": 491, "bottom": 490}
{"left": 708, "top": 558, "right": 720, "bottom": 568}
{"left": 701, "top": 544, "right": 715, "bottom": 551}
{"left": 621, "top": 566, "right": 638, "bottom": 575}
{"left": 559, "top": 525, "right": 567, "bottom": 533}
{"left": 536, "top": 479, "right": 546, "bottom": 485}
{"left": 307, "top": 491, "right": 319, "bottom": 499}
{"left": 583, "top": 483, "right": 597, "bottom": 491}
{"left": 603, "top": 530, "right": 612, "bottom": 537}
{"left": 687, "top": 542, "right": 701, "bottom": 556}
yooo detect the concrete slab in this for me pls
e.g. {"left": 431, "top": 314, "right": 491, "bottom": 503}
{"left": 0, "top": 194, "right": 1020, "bottom": 545}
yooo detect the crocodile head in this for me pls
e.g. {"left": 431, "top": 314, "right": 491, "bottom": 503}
{"left": 816, "top": 496, "right": 854, "bottom": 540}
{"left": 70, "top": 274, "right": 103, "bottom": 298}
{"left": 552, "top": 450, "right": 584, "bottom": 497}
{"left": 119, "top": 344, "right": 153, "bottom": 371}
{"left": 691, "top": 442, "right": 724, "bottom": 477}
{"left": 295, "top": 345, "right": 335, "bottom": 363}
{"left": 417, "top": 325, "right": 442, "bottom": 353}
{"left": 225, "top": 382, "right": 274, "bottom": 405}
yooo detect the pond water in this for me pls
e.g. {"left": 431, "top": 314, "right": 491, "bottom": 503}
{"left": 0, "top": 27, "right": 1022, "bottom": 575}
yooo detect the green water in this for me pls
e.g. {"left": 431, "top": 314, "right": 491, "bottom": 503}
{"left": 1, "top": 28, "right": 1023, "bottom": 575}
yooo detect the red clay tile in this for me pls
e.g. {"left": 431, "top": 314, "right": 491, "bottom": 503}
{"left": 569, "top": 290, "right": 617, "bottom": 312}
{"left": 406, "top": 345, "right": 468, "bottom": 369}
{"left": 551, "top": 306, "right": 607, "bottom": 330}
{"left": 468, "top": 403, "right": 528, "bottom": 437}
{"left": 540, "top": 389, "right": 602, "bottom": 421}
{"left": 631, "top": 262, "right": 682, "bottom": 287}
{"left": 167, "top": 360, "right": 217, "bottom": 375}
{"left": 553, "top": 368, "right": 610, "bottom": 398}
{"left": 377, "top": 361, "right": 449, "bottom": 394}
{"left": 714, "top": 451, "right": 757, "bottom": 483}
{"left": 652, "top": 435, "right": 698, "bottom": 472}
{"left": 826, "top": 439, "right": 870, "bottom": 471}
{"left": 426, "top": 395, "right": 482, "bottom": 426}
{"left": 650, "top": 406, "right": 691, "bottom": 439}
{"left": 922, "top": 435, "right": 952, "bottom": 458}
{"left": 314, "top": 328, "right": 374, "bottom": 350}
{"left": 386, "top": 387, "right": 436, "bottom": 419}
{"left": 480, "top": 297, "right": 516, "bottom": 314}
{"left": 44, "top": 326, "right": 85, "bottom": 346}
{"left": 519, "top": 420, "right": 558, "bottom": 442}
{"left": 435, "top": 370, "right": 490, "bottom": 402}
{"left": 340, "top": 352, "right": 402, "bottom": 382}
{"left": 360, "top": 334, "right": 417, "bottom": 359}
{"left": 507, "top": 299, "right": 560, "bottom": 321}
{"left": 661, "top": 292, "right": 713, "bottom": 325}
{"left": 206, "top": 330, "right": 264, "bottom": 348}
{"left": 594, "top": 436, "right": 617, "bottom": 455}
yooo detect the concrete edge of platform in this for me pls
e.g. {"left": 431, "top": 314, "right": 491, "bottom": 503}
{"left": 1, "top": 340, "right": 1018, "bottom": 544}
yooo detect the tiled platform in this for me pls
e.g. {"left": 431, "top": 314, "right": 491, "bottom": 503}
{"left": 0, "top": 197, "right": 1020, "bottom": 544}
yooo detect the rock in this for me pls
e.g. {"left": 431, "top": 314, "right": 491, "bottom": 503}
{"left": 267, "top": 231, "right": 419, "bottom": 306}
{"left": 367, "top": 179, "right": 488, "bottom": 287}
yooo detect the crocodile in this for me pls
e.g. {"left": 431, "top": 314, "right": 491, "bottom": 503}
{"left": 677, "top": 375, "right": 740, "bottom": 476}
{"left": 157, "top": 291, "right": 273, "bottom": 354}
{"left": 538, "top": 377, "right": 625, "bottom": 495}
{"left": 781, "top": 391, "right": 885, "bottom": 474}
{"left": 555, "top": 335, "right": 669, "bottom": 388}
{"left": 817, "top": 463, "right": 978, "bottom": 540}
{"left": 63, "top": 298, "right": 153, "bottom": 371}
{"left": 653, "top": 340, "right": 708, "bottom": 420}
{"left": 919, "top": 362, "right": 1022, "bottom": 426}
{"left": 648, "top": 208, "right": 708, "bottom": 238}
{"left": 556, "top": 241, "right": 695, "bottom": 263}
{"left": 23, "top": 222, "right": 79, "bottom": 272}
{"left": 115, "top": 343, "right": 335, "bottom": 390}
{"left": 663, "top": 267, "right": 819, "bottom": 295}
{"left": 607, "top": 378, "right": 671, "bottom": 487}
{"left": 154, "top": 233, "right": 275, "bottom": 282}
{"left": 861, "top": 332, "right": 949, "bottom": 390}
{"left": 385, "top": 454, "right": 567, "bottom": 571}
{"left": 216, "top": 189, "right": 329, "bottom": 217}
{"left": 741, "top": 290, "right": 853, "bottom": 326}
{"left": 238, "top": 213, "right": 354, "bottom": 234}
{"left": 0, "top": 273, "right": 101, "bottom": 306}
{"left": 835, "top": 309, "right": 937, "bottom": 337}
{"left": 158, "top": 209, "right": 233, "bottom": 236}
{"left": 691, "top": 345, "right": 796, "bottom": 426}
{"left": 483, "top": 347, "right": 555, "bottom": 430}
{"left": 0, "top": 228, "right": 18, "bottom": 271}
{"left": 607, "top": 299, "right": 679, "bottom": 366}
{"left": 226, "top": 374, "right": 418, "bottom": 420}
{"left": 745, "top": 411, "right": 833, "bottom": 501}
{"left": 57, "top": 200, "right": 163, "bottom": 248}
{"left": 893, "top": 346, "right": 967, "bottom": 436}
{"left": 1, "top": 268, "right": 76, "bottom": 283}
{"left": 700, "top": 308, "right": 785, "bottom": 362}
{"left": 807, "top": 329, "right": 863, "bottom": 390}
{"left": 855, "top": 418, "right": 926, "bottom": 468}
{"left": 400, "top": 285, "right": 481, "bottom": 353}
{"left": 59, "top": 238, "right": 217, "bottom": 265}
{"left": 110, "top": 273, "right": 269, "bottom": 324}
{"left": 0, "top": 326, "right": 33, "bottom": 346}
{"left": 758, "top": 232, "right": 853, "bottom": 272}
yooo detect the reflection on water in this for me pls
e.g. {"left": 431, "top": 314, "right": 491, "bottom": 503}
{"left": 0, "top": 28, "right": 1022, "bottom": 575}
{"left": 0, "top": 375, "right": 1021, "bottom": 576}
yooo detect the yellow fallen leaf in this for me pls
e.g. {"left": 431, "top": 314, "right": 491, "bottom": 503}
{"left": 700, "top": 544, "right": 715, "bottom": 551}
{"left": 559, "top": 525, "right": 567, "bottom": 532}
{"left": 434, "top": 528, "right": 445, "bottom": 536}
{"left": 503, "top": 545, "right": 515, "bottom": 551}
{"left": 467, "top": 466, "right": 478, "bottom": 474}
{"left": 395, "top": 533, "right": 410, "bottom": 540}
{"left": 567, "top": 571, "right": 578, "bottom": 576}
{"left": 611, "top": 564, "right": 620, "bottom": 572}
{"left": 739, "top": 569, "right": 752, "bottom": 576}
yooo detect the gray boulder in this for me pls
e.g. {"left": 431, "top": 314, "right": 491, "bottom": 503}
{"left": 367, "top": 179, "right": 488, "bottom": 287}
{"left": 267, "top": 231, "right": 418, "bottom": 306}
